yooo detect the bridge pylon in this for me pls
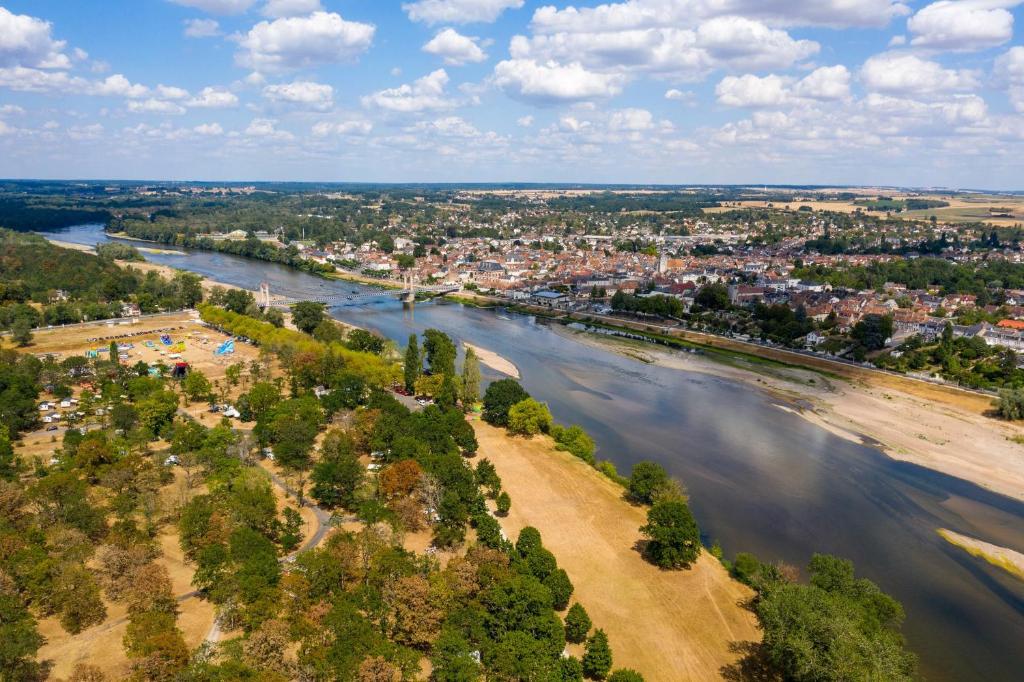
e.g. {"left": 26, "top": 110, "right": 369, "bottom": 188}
{"left": 258, "top": 281, "right": 271, "bottom": 309}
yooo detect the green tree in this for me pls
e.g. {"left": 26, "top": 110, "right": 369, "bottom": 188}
{"left": 403, "top": 334, "right": 421, "bottom": 392}
{"left": 565, "top": 603, "right": 592, "bottom": 644}
{"left": 0, "top": 579, "right": 44, "bottom": 680}
{"left": 311, "top": 434, "right": 364, "bottom": 509}
{"left": 182, "top": 369, "right": 213, "bottom": 404}
{"left": 0, "top": 427, "right": 18, "bottom": 481}
{"left": 607, "top": 669, "right": 644, "bottom": 682}
{"left": 507, "top": 398, "right": 553, "bottom": 436}
{"left": 263, "top": 307, "right": 285, "bottom": 327}
{"left": 290, "top": 301, "right": 326, "bottom": 335}
{"left": 582, "top": 629, "right": 613, "bottom": 680}
{"left": 995, "top": 388, "right": 1024, "bottom": 420}
{"left": 423, "top": 329, "right": 457, "bottom": 377}
{"left": 543, "top": 568, "right": 574, "bottom": 610}
{"left": 695, "top": 283, "right": 730, "bottom": 311}
{"left": 482, "top": 379, "right": 530, "bottom": 427}
{"left": 627, "top": 461, "right": 670, "bottom": 505}
{"left": 11, "top": 317, "right": 33, "bottom": 346}
{"left": 461, "top": 346, "right": 481, "bottom": 405}
{"left": 640, "top": 500, "right": 701, "bottom": 569}
{"left": 496, "top": 491, "right": 511, "bottom": 516}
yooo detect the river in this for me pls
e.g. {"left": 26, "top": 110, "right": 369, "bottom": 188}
{"left": 47, "top": 224, "right": 1024, "bottom": 681}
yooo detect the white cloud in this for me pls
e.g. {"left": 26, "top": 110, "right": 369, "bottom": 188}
{"left": 263, "top": 80, "right": 333, "bottom": 109}
{"left": 311, "top": 119, "right": 373, "bottom": 136}
{"left": 361, "top": 69, "right": 456, "bottom": 112}
{"left": 716, "top": 74, "right": 790, "bottom": 107}
{"left": 995, "top": 46, "right": 1024, "bottom": 83}
{"left": 156, "top": 84, "right": 190, "bottom": 100}
{"left": 908, "top": 1, "right": 1019, "bottom": 51}
{"left": 245, "top": 117, "right": 293, "bottom": 139}
{"left": 183, "top": 18, "right": 221, "bottom": 38}
{"left": 0, "top": 120, "right": 11, "bottom": 135}
{"left": 67, "top": 123, "right": 104, "bottom": 141}
{"left": 169, "top": 0, "right": 256, "bottom": 14}
{"left": 404, "top": 0, "right": 524, "bottom": 25}
{"left": 608, "top": 107, "right": 654, "bottom": 130}
{"left": 128, "top": 98, "right": 186, "bottom": 114}
{"left": 193, "top": 122, "right": 224, "bottom": 135}
{"left": 510, "top": 15, "right": 818, "bottom": 82}
{"left": 423, "top": 28, "right": 487, "bottom": 65}
{"left": 235, "top": 11, "right": 375, "bottom": 73}
{"left": 0, "top": 7, "right": 71, "bottom": 69}
{"left": 793, "top": 65, "right": 851, "bottom": 101}
{"left": 517, "top": 115, "right": 534, "bottom": 126}
{"left": 861, "top": 53, "right": 978, "bottom": 95}
{"left": 529, "top": 0, "right": 910, "bottom": 33}
{"left": 92, "top": 74, "right": 149, "bottom": 98}
{"left": 664, "top": 88, "right": 689, "bottom": 100}
{"left": 0, "top": 104, "right": 24, "bottom": 116}
{"left": 187, "top": 86, "right": 239, "bottom": 107}
{"left": 261, "top": 0, "right": 323, "bottom": 17}
{"left": 492, "top": 59, "right": 625, "bottom": 104}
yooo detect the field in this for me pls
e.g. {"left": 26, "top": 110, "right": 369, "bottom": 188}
{"left": 473, "top": 421, "right": 760, "bottom": 681}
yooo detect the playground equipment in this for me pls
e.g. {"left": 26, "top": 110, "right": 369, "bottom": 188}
{"left": 214, "top": 338, "right": 235, "bottom": 355}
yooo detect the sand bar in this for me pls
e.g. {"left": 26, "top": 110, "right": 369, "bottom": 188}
{"left": 464, "top": 341, "right": 520, "bottom": 379}
{"left": 939, "top": 529, "right": 1024, "bottom": 582}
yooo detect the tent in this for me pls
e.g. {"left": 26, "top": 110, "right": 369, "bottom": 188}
{"left": 160, "top": 335, "right": 173, "bottom": 346}
{"left": 214, "top": 338, "right": 235, "bottom": 355}
{"left": 171, "top": 362, "right": 189, "bottom": 378}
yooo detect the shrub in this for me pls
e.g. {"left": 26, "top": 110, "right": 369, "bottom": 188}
{"left": 507, "top": 398, "right": 553, "bottom": 436}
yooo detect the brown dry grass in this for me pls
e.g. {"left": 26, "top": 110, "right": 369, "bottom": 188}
{"left": 473, "top": 421, "right": 761, "bottom": 681}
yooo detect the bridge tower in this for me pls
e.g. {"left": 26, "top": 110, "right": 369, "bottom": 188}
{"left": 258, "top": 281, "right": 271, "bottom": 309}
{"left": 402, "top": 272, "right": 416, "bottom": 304}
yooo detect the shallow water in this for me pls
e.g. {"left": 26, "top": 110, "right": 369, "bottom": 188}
{"left": 48, "top": 224, "right": 1024, "bottom": 680}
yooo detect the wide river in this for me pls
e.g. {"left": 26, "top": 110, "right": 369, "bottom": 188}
{"left": 50, "top": 225, "right": 1024, "bottom": 680}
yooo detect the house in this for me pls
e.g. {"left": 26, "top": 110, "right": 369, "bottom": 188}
{"left": 530, "top": 290, "right": 570, "bottom": 307}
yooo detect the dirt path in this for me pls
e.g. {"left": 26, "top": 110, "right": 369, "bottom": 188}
{"left": 473, "top": 421, "right": 760, "bottom": 681}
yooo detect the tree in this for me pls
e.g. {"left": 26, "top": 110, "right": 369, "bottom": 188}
{"left": 423, "top": 329, "right": 456, "bottom": 377}
{"left": 436, "top": 373, "right": 458, "bottom": 410}
{"left": 182, "top": 369, "right": 212, "bottom": 404}
{"left": 695, "top": 283, "right": 730, "bottom": 311}
{"left": 627, "top": 461, "right": 670, "bottom": 505}
{"left": 263, "top": 307, "right": 285, "bottom": 328}
{"left": 851, "top": 314, "right": 894, "bottom": 351}
{"left": 640, "top": 500, "right": 701, "bottom": 569}
{"left": 0, "top": 576, "right": 44, "bottom": 680}
{"left": 507, "top": 398, "right": 553, "bottom": 436}
{"left": 291, "top": 301, "right": 326, "bottom": 335}
{"left": 543, "top": 568, "right": 573, "bottom": 610}
{"left": 55, "top": 563, "right": 107, "bottom": 634}
{"left": 582, "top": 629, "right": 613, "bottom": 680}
{"left": 346, "top": 329, "right": 386, "bottom": 355}
{"left": 242, "top": 618, "right": 290, "bottom": 675}
{"left": 461, "top": 346, "right": 481, "bottom": 405}
{"left": 607, "top": 670, "right": 644, "bottom": 682}
{"left": 357, "top": 655, "right": 401, "bottom": 682}
{"left": 565, "top": 603, "right": 592, "bottom": 644}
{"left": 313, "top": 319, "right": 344, "bottom": 344}
{"left": 11, "top": 317, "right": 33, "bottom": 346}
{"left": 403, "top": 334, "right": 420, "bottom": 393}
{"left": 311, "top": 447, "right": 364, "bottom": 509}
{"left": 496, "top": 491, "right": 511, "bottom": 516}
{"left": 482, "top": 379, "right": 530, "bottom": 427}
{"left": 380, "top": 459, "right": 422, "bottom": 499}
{"left": 995, "top": 388, "right": 1024, "bottom": 420}
{"left": 0, "top": 427, "right": 18, "bottom": 481}
{"left": 223, "top": 289, "right": 256, "bottom": 315}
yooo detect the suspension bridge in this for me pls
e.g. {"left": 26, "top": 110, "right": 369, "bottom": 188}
{"left": 258, "top": 276, "right": 460, "bottom": 308}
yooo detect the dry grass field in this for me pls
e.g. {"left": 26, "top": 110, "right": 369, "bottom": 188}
{"left": 473, "top": 421, "right": 761, "bottom": 682}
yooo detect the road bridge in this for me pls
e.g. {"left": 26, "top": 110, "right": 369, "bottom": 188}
{"left": 258, "top": 278, "right": 460, "bottom": 308}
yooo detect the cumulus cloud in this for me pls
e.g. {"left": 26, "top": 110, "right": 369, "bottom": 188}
{"left": 235, "top": 11, "right": 375, "bottom": 73}
{"left": 169, "top": 0, "right": 256, "bottom": 14}
{"left": 861, "top": 52, "right": 978, "bottom": 95}
{"left": 263, "top": 80, "right": 333, "bottom": 109}
{"left": 0, "top": 7, "right": 71, "bottom": 69}
{"left": 92, "top": 74, "right": 149, "bottom": 98}
{"left": 793, "top": 65, "right": 851, "bottom": 101}
{"left": 995, "top": 46, "right": 1024, "bottom": 111}
{"left": 908, "top": 1, "right": 1019, "bottom": 52}
{"left": 156, "top": 84, "right": 190, "bottom": 100}
{"left": 517, "top": 115, "right": 534, "bottom": 126}
{"left": 183, "top": 18, "right": 221, "bottom": 38}
{"left": 187, "top": 86, "right": 239, "bottom": 107}
{"left": 361, "top": 69, "right": 456, "bottom": 112}
{"left": 529, "top": 0, "right": 910, "bottom": 33}
{"left": 492, "top": 59, "right": 625, "bottom": 104}
{"left": 423, "top": 28, "right": 487, "bottom": 65}
{"left": 404, "top": 0, "right": 524, "bottom": 25}
{"left": 245, "top": 117, "right": 293, "bottom": 139}
{"left": 128, "top": 98, "right": 186, "bottom": 114}
{"left": 193, "top": 122, "right": 224, "bottom": 135}
{"left": 261, "top": 0, "right": 323, "bottom": 17}
{"left": 508, "top": 15, "right": 818, "bottom": 82}
{"left": 311, "top": 119, "right": 373, "bottom": 136}
{"left": 716, "top": 74, "right": 790, "bottom": 107}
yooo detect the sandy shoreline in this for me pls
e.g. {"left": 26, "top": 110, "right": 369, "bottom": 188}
{"left": 939, "top": 529, "right": 1024, "bottom": 582}
{"left": 556, "top": 325, "right": 1024, "bottom": 504}
{"left": 464, "top": 341, "right": 520, "bottom": 379}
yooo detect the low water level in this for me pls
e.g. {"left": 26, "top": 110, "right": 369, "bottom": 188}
{"left": 49, "top": 225, "right": 1024, "bottom": 680}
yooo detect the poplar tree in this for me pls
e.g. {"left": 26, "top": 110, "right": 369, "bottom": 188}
{"left": 462, "top": 346, "right": 481, "bottom": 405}
{"left": 404, "top": 334, "right": 420, "bottom": 392}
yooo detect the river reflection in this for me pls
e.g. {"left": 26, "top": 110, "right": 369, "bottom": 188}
{"left": 46, "top": 224, "right": 1024, "bottom": 681}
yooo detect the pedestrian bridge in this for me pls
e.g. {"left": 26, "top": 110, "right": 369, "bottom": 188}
{"left": 259, "top": 281, "right": 460, "bottom": 307}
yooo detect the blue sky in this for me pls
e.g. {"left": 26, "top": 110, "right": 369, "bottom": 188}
{"left": 0, "top": 1, "right": 1022, "bottom": 187}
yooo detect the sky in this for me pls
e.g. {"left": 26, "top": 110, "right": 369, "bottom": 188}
{"left": 0, "top": 0, "right": 1022, "bottom": 188}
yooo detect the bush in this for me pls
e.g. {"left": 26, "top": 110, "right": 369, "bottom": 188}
{"left": 595, "top": 460, "right": 628, "bottom": 487}
{"left": 507, "top": 398, "right": 553, "bottom": 436}
{"left": 627, "top": 461, "right": 669, "bottom": 505}
{"left": 995, "top": 388, "right": 1024, "bottom": 420}
{"left": 496, "top": 491, "right": 511, "bottom": 516}
{"left": 607, "top": 669, "right": 644, "bottom": 682}
{"left": 551, "top": 424, "right": 596, "bottom": 464}
{"left": 640, "top": 500, "right": 701, "bottom": 569}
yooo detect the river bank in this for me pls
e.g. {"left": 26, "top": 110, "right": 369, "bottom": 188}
{"left": 558, "top": 325, "right": 1024, "bottom": 504}
{"left": 463, "top": 341, "right": 520, "bottom": 378}
{"left": 474, "top": 421, "right": 760, "bottom": 681}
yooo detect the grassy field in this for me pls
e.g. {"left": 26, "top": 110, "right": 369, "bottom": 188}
{"left": 473, "top": 421, "right": 760, "bottom": 681}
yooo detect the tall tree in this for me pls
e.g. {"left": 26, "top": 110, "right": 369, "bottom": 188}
{"left": 404, "top": 334, "right": 421, "bottom": 393}
{"left": 582, "top": 629, "right": 613, "bottom": 680}
{"left": 423, "top": 329, "right": 456, "bottom": 377}
{"left": 290, "top": 301, "right": 327, "bottom": 335}
{"left": 461, "top": 346, "right": 481, "bottom": 406}
{"left": 640, "top": 500, "right": 701, "bottom": 569}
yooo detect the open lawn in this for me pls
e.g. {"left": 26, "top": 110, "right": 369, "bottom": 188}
{"left": 473, "top": 421, "right": 760, "bottom": 681}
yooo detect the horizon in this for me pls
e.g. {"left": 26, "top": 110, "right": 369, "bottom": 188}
{"left": 0, "top": 2, "right": 1022, "bottom": 188}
